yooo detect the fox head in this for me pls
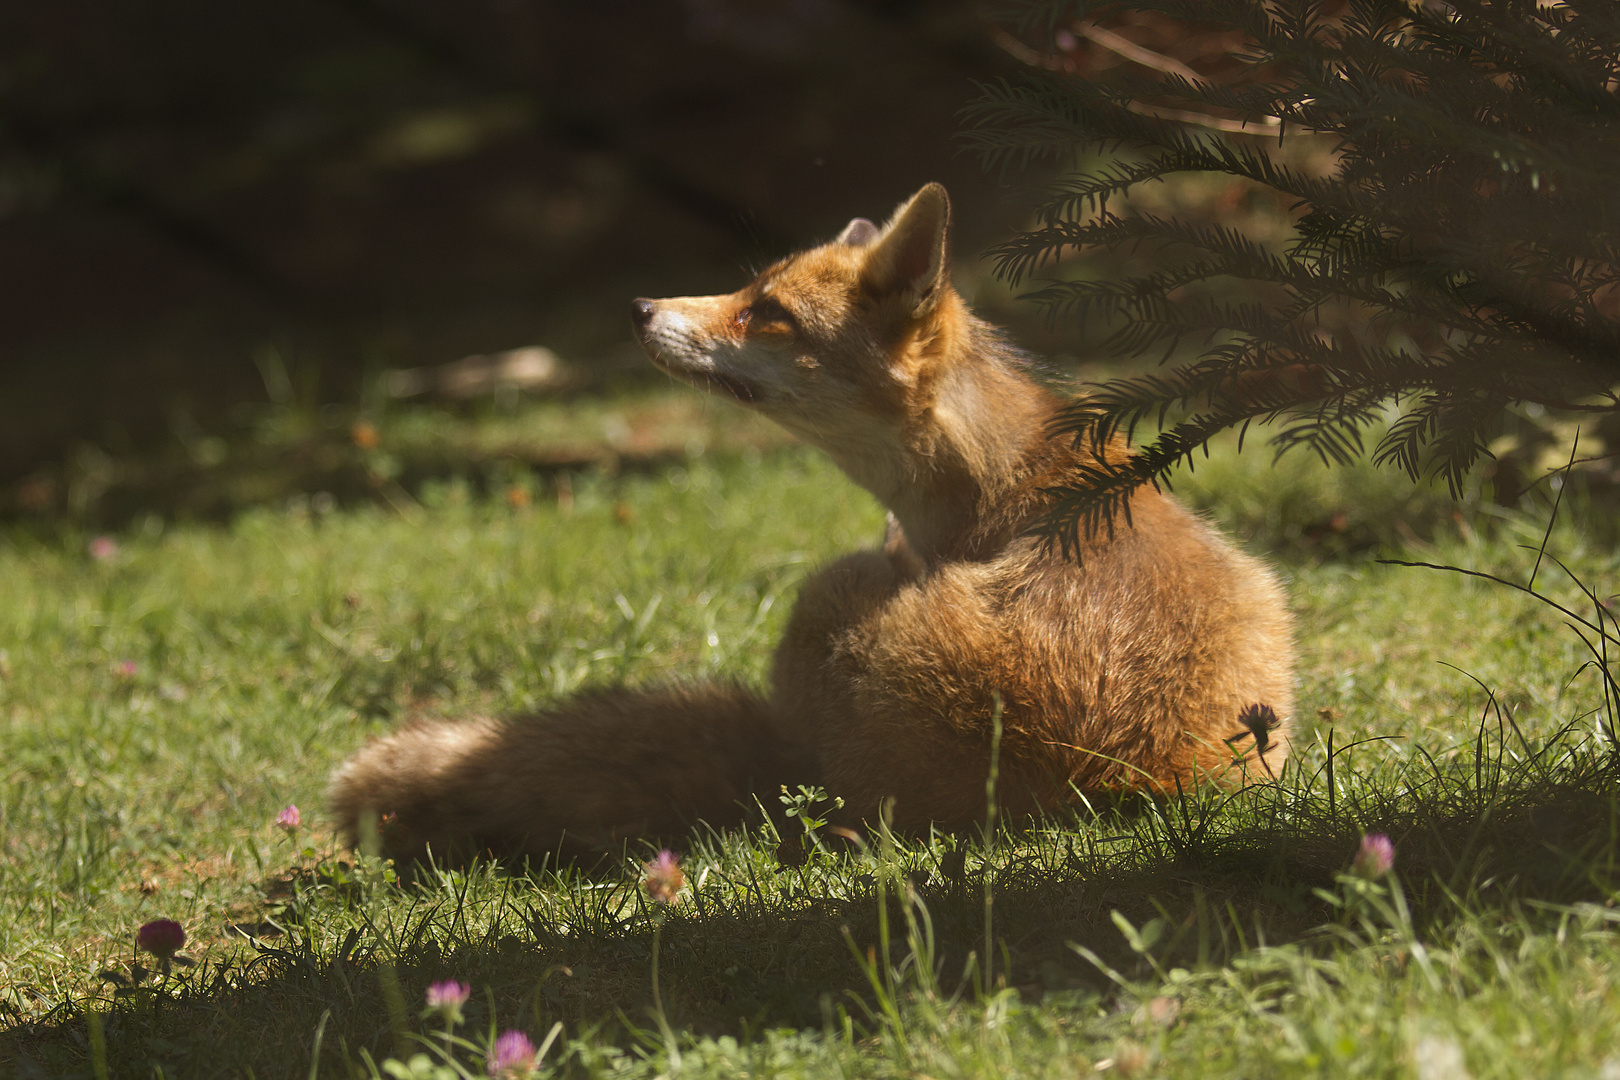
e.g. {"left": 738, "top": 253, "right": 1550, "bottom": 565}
{"left": 631, "top": 183, "right": 993, "bottom": 504}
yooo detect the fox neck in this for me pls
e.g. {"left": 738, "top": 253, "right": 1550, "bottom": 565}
{"left": 842, "top": 303, "right": 1060, "bottom": 565}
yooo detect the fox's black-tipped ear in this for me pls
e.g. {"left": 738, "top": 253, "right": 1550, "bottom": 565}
{"left": 837, "top": 217, "right": 879, "bottom": 246}
{"left": 861, "top": 183, "right": 950, "bottom": 316}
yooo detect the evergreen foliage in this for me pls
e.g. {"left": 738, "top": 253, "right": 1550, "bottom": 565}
{"left": 968, "top": 0, "right": 1620, "bottom": 553}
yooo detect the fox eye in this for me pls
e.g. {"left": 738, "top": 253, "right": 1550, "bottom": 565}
{"left": 740, "top": 297, "right": 797, "bottom": 335}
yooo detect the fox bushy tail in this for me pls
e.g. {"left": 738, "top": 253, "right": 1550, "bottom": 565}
{"left": 328, "top": 683, "right": 811, "bottom": 865}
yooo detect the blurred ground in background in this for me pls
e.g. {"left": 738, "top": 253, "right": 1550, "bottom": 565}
{"left": 0, "top": 0, "right": 1067, "bottom": 500}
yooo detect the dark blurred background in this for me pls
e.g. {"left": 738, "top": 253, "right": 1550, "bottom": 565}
{"left": 0, "top": 0, "right": 1064, "bottom": 500}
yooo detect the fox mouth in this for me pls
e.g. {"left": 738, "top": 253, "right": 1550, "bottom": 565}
{"left": 647, "top": 353, "right": 759, "bottom": 404}
{"left": 693, "top": 370, "right": 758, "bottom": 403}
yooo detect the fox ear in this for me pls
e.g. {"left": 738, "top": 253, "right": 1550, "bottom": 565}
{"left": 836, "top": 217, "right": 879, "bottom": 246}
{"left": 861, "top": 183, "right": 950, "bottom": 316}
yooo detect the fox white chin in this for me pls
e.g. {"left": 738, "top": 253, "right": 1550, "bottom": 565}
{"left": 651, "top": 355, "right": 760, "bottom": 404}
{"left": 633, "top": 314, "right": 759, "bottom": 404}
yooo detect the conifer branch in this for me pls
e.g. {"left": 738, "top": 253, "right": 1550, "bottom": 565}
{"left": 972, "top": 0, "right": 1620, "bottom": 548}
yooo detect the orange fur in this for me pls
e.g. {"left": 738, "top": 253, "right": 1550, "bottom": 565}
{"left": 329, "top": 183, "right": 1295, "bottom": 860}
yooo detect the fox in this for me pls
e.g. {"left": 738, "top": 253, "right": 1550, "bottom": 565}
{"left": 328, "top": 183, "right": 1296, "bottom": 864}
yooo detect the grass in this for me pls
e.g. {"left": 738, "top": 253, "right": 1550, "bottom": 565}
{"left": 2, "top": 388, "right": 1619, "bottom": 1078}
{"left": 2, "top": 380, "right": 791, "bottom": 530}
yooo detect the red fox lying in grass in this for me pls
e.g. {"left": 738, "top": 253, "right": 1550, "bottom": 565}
{"left": 329, "top": 183, "right": 1295, "bottom": 864}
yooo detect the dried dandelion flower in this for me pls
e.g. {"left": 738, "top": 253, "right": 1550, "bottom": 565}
{"left": 136, "top": 919, "right": 185, "bottom": 959}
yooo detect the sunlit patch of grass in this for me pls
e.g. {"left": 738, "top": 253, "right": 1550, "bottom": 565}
{"left": 3, "top": 408, "right": 1619, "bottom": 1078}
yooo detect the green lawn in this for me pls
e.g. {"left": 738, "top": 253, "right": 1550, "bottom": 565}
{"left": 2, "top": 390, "right": 1618, "bottom": 1078}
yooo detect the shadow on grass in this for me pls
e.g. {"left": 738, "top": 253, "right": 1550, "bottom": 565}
{"left": 6, "top": 723, "right": 1619, "bottom": 1080}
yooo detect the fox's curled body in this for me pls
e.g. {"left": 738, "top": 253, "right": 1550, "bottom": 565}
{"left": 329, "top": 184, "right": 1295, "bottom": 863}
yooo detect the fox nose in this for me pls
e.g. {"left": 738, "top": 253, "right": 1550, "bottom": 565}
{"left": 630, "top": 297, "right": 655, "bottom": 330}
